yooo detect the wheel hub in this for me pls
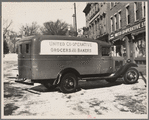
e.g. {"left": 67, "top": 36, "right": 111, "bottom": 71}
{"left": 69, "top": 81, "right": 74, "bottom": 86}
{"left": 65, "top": 79, "right": 74, "bottom": 88}
{"left": 128, "top": 72, "right": 136, "bottom": 80}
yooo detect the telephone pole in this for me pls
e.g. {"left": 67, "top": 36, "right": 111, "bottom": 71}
{"left": 74, "top": 3, "right": 77, "bottom": 36}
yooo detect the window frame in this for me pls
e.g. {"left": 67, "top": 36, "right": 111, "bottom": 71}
{"left": 134, "top": 2, "right": 139, "bottom": 21}
{"left": 114, "top": 13, "right": 117, "bottom": 31}
{"left": 19, "top": 44, "right": 23, "bottom": 54}
{"left": 126, "top": 5, "right": 130, "bottom": 25}
{"left": 25, "top": 43, "right": 30, "bottom": 54}
{"left": 102, "top": 47, "right": 110, "bottom": 56}
{"left": 142, "top": 2, "right": 145, "bottom": 18}
{"left": 118, "top": 10, "right": 122, "bottom": 29}
{"left": 110, "top": 17, "right": 114, "bottom": 32}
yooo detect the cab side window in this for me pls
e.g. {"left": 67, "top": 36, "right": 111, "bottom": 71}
{"left": 20, "top": 44, "right": 22, "bottom": 54}
{"left": 26, "top": 44, "right": 29, "bottom": 53}
{"left": 102, "top": 47, "right": 110, "bottom": 56}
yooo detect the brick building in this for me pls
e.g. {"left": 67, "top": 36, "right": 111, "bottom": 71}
{"left": 109, "top": 2, "right": 146, "bottom": 73}
{"left": 83, "top": 2, "right": 110, "bottom": 41}
{"left": 83, "top": 2, "right": 146, "bottom": 74}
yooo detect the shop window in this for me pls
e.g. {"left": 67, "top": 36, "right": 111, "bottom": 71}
{"left": 102, "top": 47, "right": 110, "bottom": 56}
{"left": 134, "top": 39, "right": 146, "bottom": 58}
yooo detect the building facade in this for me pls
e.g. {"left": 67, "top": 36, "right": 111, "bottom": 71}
{"left": 83, "top": 2, "right": 147, "bottom": 74}
{"left": 83, "top": 2, "right": 110, "bottom": 41}
{"left": 109, "top": 2, "right": 146, "bottom": 73}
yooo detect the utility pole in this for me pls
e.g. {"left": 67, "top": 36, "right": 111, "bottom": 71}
{"left": 74, "top": 3, "right": 77, "bottom": 36}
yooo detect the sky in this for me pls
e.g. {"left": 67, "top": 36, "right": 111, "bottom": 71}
{"left": 2, "top": 2, "right": 87, "bottom": 33}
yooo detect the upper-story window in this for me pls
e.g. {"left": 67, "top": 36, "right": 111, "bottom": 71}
{"left": 118, "top": 11, "right": 122, "bottom": 29}
{"left": 95, "top": 3, "right": 98, "bottom": 12}
{"left": 114, "top": 14, "right": 118, "bottom": 31}
{"left": 110, "top": 2, "right": 112, "bottom": 9}
{"left": 110, "top": 2, "right": 115, "bottom": 9}
{"left": 142, "top": 2, "right": 146, "bottom": 18}
{"left": 113, "top": 2, "right": 116, "bottom": 6}
{"left": 134, "top": 2, "right": 139, "bottom": 21}
{"left": 126, "top": 5, "right": 130, "bottom": 25}
{"left": 92, "top": 23, "right": 94, "bottom": 34}
{"left": 101, "top": 2, "right": 103, "bottom": 7}
{"left": 95, "top": 21, "right": 97, "bottom": 31}
{"left": 111, "top": 17, "right": 114, "bottom": 32}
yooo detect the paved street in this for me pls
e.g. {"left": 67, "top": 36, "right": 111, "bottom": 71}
{"left": 2, "top": 54, "right": 147, "bottom": 119}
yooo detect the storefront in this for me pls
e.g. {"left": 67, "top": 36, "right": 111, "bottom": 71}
{"left": 109, "top": 20, "right": 146, "bottom": 74}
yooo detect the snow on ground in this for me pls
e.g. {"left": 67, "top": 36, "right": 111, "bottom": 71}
{"left": 3, "top": 53, "right": 18, "bottom": 61}
{"left": 2, "top": 53, "right": 148, "bottom": 119}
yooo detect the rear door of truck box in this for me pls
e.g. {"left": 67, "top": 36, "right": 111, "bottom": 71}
{"left": 18, "top": 40, "right": 32, "bottom": 79}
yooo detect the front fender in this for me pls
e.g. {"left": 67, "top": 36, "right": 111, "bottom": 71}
{"left": 114, "top": 63, "right": 138, "bottom": 77}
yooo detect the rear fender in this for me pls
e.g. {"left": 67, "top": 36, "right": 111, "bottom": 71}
{"left": 53, "top": 68, "right": 80, "bottom": 85}
{"left": 114, "top": 63, "right": 138, "bottom": 78}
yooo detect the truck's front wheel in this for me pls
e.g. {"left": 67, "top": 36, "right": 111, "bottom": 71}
{"left": 124, "top": 68, "right": 139, "bottom": 84}
{"left": 60, "top": 73, "right": 78, "bottom": 93}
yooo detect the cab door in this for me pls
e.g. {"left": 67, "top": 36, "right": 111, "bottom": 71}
{"left": 18, "top": 41, "right": 32, "bottom": 79}
{"left": 100, "top": 47, "right": 113, "bottom": 73}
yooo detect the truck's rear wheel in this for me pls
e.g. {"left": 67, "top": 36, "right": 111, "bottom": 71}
{"left": 124, "top": 68, "right": 139, "bottom": 84}
{"left": 60, "top": 73, "right": 78, "bottom": 93}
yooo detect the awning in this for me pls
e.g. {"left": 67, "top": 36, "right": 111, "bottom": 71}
{"left": 132, "top": 28, "right": 145, "bottom": 36}
{"left": 109, "top": 37, "right": 121, "bottom": 43}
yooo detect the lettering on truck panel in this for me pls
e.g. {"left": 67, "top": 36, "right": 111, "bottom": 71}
{"left": 40, "top": 40, "right": 98, "bottom": 55}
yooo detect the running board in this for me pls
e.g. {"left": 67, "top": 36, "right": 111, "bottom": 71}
{"left": 82, "top": 75, "right": 116, "bottom": 81}
{"left": 15, "top": 80, "right": 34, "bottom": 85}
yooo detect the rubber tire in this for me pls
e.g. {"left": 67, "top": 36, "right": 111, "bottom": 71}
{"left": 42, "top": 82, "right": 57, "bottom": 90}
{"left": 124, "top": 68, "right": 139, "bottom": 84}
{"left": 60, "top": 73, "right": 78, "bottom": 93}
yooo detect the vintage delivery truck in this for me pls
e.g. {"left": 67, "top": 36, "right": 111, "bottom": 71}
{"left": 15, "top": 35, "right": 139, "bottom": 93}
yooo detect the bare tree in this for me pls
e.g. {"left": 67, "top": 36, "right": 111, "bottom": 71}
{"left": 3, "top": 19, "right": 13, "bottom": 54}
{"left": 19, "top": 22, "right": 40, "bottom": 36}
{"left": 41, "top": 19, "right": 69, "bottom": 35}
{"left": 3, "top": 19, "right": 13, "bottom": 38}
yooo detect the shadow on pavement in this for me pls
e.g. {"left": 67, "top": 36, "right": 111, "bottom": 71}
{"left": 29, "top": 79, "right": 125, "bottom": 93}
{"left": 4, "top": 103, "right": 19, "bottom": 115}
{"left": 79, "top": 79, "right": 124, "bottom": 90}
{"left": 29, "top": 84, "right": 59, "bottom": 93}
